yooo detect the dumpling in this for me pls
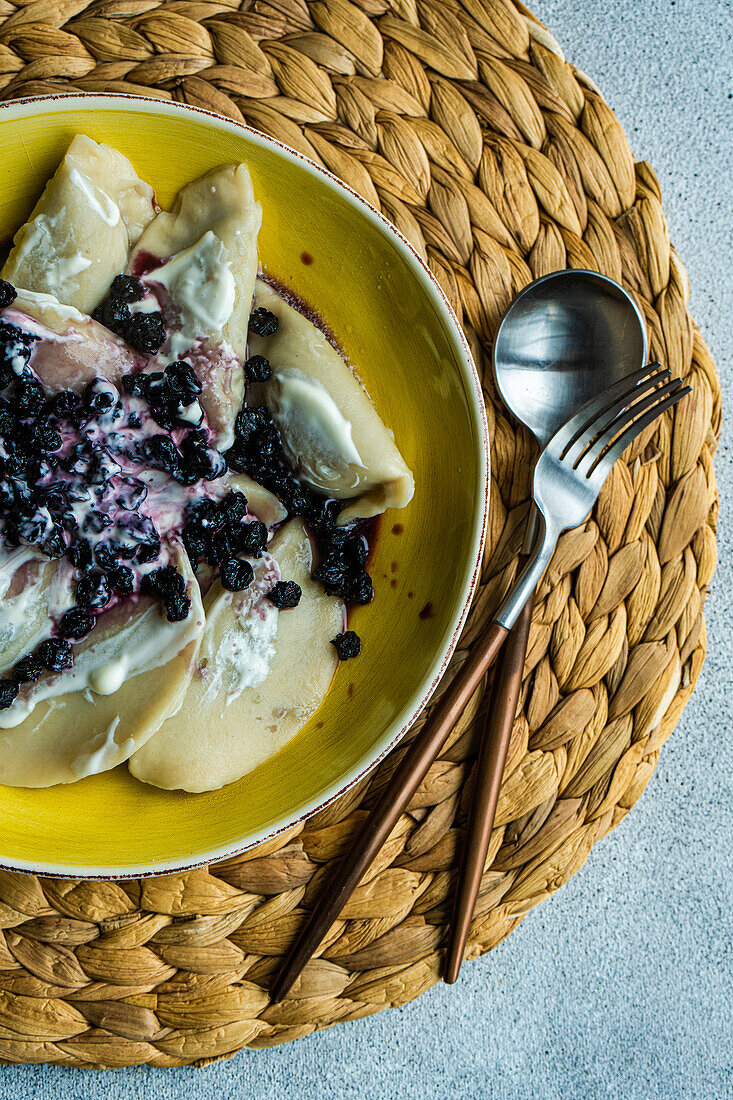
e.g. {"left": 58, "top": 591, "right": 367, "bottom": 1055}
{"left": 3, "top": 289, "right": 140, "bottom": 392}
{"left": 129, "top": 519, "right": 343, "bottom": 793}
{"left": 248, "top": 281, "right": 414, "bottom": 523}
{"left": 128, "top": 165, "right": 262, "bottom": 450}
{"left": 0, "top": 546, "right": 204, "bottom": 788}
{"left": 2, "top": 135, "right": 155, "bottom": 313}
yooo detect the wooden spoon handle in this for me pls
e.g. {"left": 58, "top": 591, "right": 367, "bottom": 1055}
{"left": 270, "top": 619, "right": 509, "bottom": 1002}
{"left": 444, "top": 588, "right": 535, "bottom": 983}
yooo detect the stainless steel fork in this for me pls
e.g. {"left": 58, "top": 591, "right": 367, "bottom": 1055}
{"left": 495, "top": 361, "right": 689, "bottom": 631}
{"left": 270, "top": 361, "right": 690, "bottom": 1002}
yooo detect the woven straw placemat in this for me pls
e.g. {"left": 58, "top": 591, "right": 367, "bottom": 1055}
{"left": 0, "top": 0, "right": 720, "bottom": 1069}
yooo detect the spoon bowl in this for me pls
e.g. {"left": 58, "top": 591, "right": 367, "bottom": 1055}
{"left": 493, "top": 270, "right": 648, "bottom": 447}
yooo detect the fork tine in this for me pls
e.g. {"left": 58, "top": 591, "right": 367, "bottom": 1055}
{"left": 551, "top": 362, "right": 664, "bottom": 454}
{"left": 562, "top": 366, "right": 672, "bottom": 464}
{"left": 586, "top": 386, "right": 691, "bottom": 485}
{"left": 572, "top": 376, "right": 685, "bottom": 471}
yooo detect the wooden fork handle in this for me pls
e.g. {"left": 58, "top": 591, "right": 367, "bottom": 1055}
{"left": 270, "top": 619, "right": 509, "bottom": 1002}
{"left": 444, "top": 588, "right": 535, "bottom": 984}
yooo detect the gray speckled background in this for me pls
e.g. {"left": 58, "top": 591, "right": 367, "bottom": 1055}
{"left": 3, "top": 1, "right": 732, "bottom": 1096}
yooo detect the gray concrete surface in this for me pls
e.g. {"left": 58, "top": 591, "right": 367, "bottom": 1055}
{"left": 2, "top": 1, "right": 732, "bottom": 1096}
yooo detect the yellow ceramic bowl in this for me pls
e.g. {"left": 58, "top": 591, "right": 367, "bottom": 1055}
{"left": 0, "top": 95, "right": 488, "bottom": 876}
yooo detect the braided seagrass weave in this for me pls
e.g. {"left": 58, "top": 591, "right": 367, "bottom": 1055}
{"left": 0, "top": 0, "right": 720, "bottom": 1068}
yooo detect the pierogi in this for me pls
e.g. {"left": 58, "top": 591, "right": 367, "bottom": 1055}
{"left": 0, "top": 136, "right": 413, "bottom": 794}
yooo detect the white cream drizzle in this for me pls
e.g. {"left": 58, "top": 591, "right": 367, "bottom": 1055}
{"left": 151, "top": 231, "right": 236, "bottom": 336}
{"left": 71, "top": 716, "right": 136, "bottom": 779}
{"left": 13, "top": 212, "right": 92, "bottom": 299}
{"left": 68, "top": 166, "right": 121, "bottom": 228}
{"left": 200, "top": 554, "right": 280, "bottom": 711}
{"left": 268, "top": 369, "right": 365, "bottom": 492}
{"left": 204, "top": 601, "right": 279, "bottom": 710}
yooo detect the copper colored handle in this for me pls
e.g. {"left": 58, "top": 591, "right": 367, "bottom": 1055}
{"left": 270, "top": 618, "right": 510, "bottom": 1002}
{"left": 443, "top": 588, "right": 535, "bottom": 984}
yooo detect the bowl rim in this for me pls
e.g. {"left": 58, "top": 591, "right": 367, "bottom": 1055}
{"left": 0, "top": 92, "right": 490, "bottom": 878}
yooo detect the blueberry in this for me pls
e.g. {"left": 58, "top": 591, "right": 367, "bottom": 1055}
{"left": 345, "top": 536, "right": 368, "bottom": 568}
{"left": 165, "top": 594, "right": 191, "bottom": 622}
{"left": 141, "top": 566, "right": 185, "bottom": 601}
{"left": 15, "top": 379, "right": 45, "bottom": 415}
{"left": 244, "top": 355, "right": 272, "bottom": 382}
{"left": 64, "top": 443, "right": 92, "bottom": 477}
{"left": 248, "top": 307, "right": 279, "bottom": 337}
{"left": 121, "top": 372, "right": 148, "bottom": 398}
{"left": 0, "top": 679, "right": 19, "bottom": 708}
{"left": 276, "top": 475, "right": 311, "bottom": 517}
{"left": 0, "top": 280, "right": 17, "bottom": 309}
{"left": 49, "top": 390, "right": 78, "bottom": 419}
{"left": 109, "top": 565, "right": 134, "bottom": 597}
{"left": 127, "top": 412, "right": 141, "bottom": 429}
{"left": 231, "top": 519, "right": 267, "bottom": 557}
{"left": 146, "top": 371, "right": 173, "bottom": 405}
{"left": 26, "top": 456, "right": 55, "bottom": 483}
{"left": 222, "top": 491, "right": 248, "bottom": 524}
{"left": 0, "top": 479, "right": 15, "bottom": 507}
{"left": 180, "top": 431, "right": 226, "bottom": 482}
{"left": 220, "top": 558, "right": 254, "bottom": 592}
{"left": 84, "top": 379, "right": 117, "bottom": 416}
{"left": 13, "top": 654, "right": 43, "bottom": 681}
{"left": 41, "top": 527, "right": 66, "bottom": 559}
{"left": 313, "top": 559, "right": 348, "bottom": 595}
{"left": 111, "top": 274, "right": 144, "bottom": 302}
{"left": 186, "top": 498, "right": 221, "bottom": 531}
{"left": 70, "top": 405, "right": 91, "bottom": 429}
{"left": 224, "top": 442, "right": 250, "bottom": 474}
{"left": 94, "top": 544, "right": 119, "bottom": 570}
{"left": 331, "top": 631, "right": 361, "bottom": 660}
{"left": 141, "top": 435, "right": 182, "bottom": 478}
{"left": 33, "top": 425, "right": 62, "bottom": 452}
{"left": 135, "top": 538, "right": 160, "bottom": 564}
{"left": 166, "top": 361, "right": 202, "bottom": 399}
{"left": 150, "top": 406, "right": 178, "bottom": 433}
{"left": 128, "top": 513, "right": 160, "bottom": 551}
{"left": 124, "top": 312, "right": 166, "bottom": 353}
{"left": 182, "top": 527, "right": 206, "bottom": 559}
{"left": 58, "top": 607, "right": 95, "bottom": 641}
{"left": 76, "top": 571, "right": 110, "bottom": 610}
{"left": 93, "top": 296, "right": 131, "bottom": 334}
{"left": 197, "top": 445, "right": 226, "bottom": 481}
{"left": 3, "top": 442, "right": 30, "bottom": 476}
{"left": 345, "top": 572, "right": 373, "bottom": 605}
{"left": 235, "top": 406, "right": 270, "bottom": 443}
{"left": 267, "top": 580, "right": 301, "bottom": 609}
{"left": 205, "top": 527, "right": 233, "bottom": 567}
{"left": 37, "top": 638, "right": 73, "bottom": 672}
{"left": 68, "top": 538, "right": 93, "bottom": 570}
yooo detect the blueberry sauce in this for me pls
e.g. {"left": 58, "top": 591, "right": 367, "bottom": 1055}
{"left": 0, "top": 268, "right": 372, "bottom": 708}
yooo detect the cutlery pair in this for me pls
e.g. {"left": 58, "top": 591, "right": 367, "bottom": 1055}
{"left": 271, "top": 275, "right": 689, "bottom": 1001}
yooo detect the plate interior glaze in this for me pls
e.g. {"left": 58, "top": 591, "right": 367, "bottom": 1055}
{"left": 0, "top": 97, "right": 487, "bottom": 874}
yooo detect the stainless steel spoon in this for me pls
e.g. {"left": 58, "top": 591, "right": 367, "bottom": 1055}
{"left": 444, "top": 269, "right": 648, "bottom": 982}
